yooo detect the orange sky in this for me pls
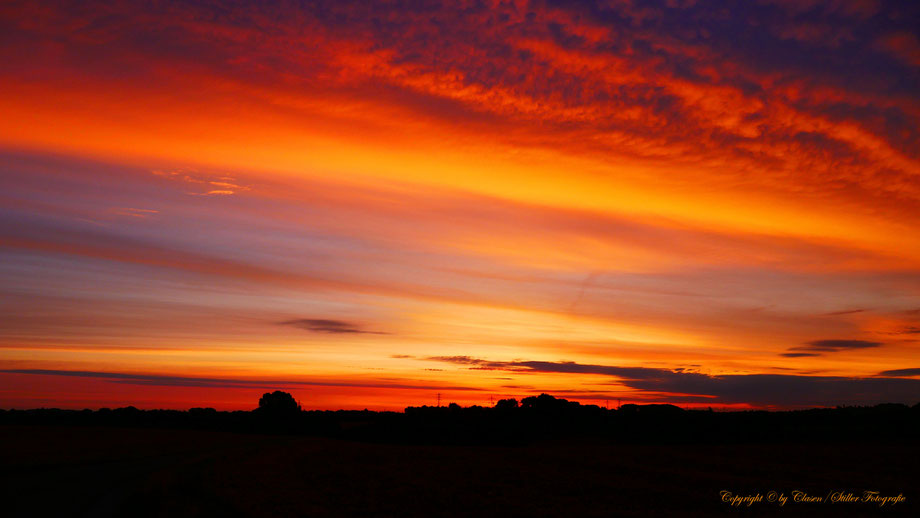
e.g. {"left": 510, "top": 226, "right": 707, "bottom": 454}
{"left": 1, "top": 0, "right": 919, "bottom": 410}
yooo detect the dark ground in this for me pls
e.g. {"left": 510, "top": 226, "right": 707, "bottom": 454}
{"left": 1, "top": 425, "right": 916, "bottom": 517}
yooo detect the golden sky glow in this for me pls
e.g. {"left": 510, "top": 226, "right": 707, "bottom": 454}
{"left": 1, "top": 0, "right": 919, "bottom": 410}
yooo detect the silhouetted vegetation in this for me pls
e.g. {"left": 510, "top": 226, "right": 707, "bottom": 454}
{"left": 256, "top": 390, "right": 301, "bottom": 414}
{"left": 3, "top": 393, "right": 918, "bottom": 517}
{"left": 2, "top": 392, "right": 919, "bottom": 445}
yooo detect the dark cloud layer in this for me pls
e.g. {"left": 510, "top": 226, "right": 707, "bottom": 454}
{"left": 428, "top": 356, "right": 920, "bottom": 407}
{"left": 782, "top": 338, "right": 883, "bottom": 357}
{"left": 799, "top": 339, "right": 883, "bottom": 351}
{"left": 877, "top": 368, "right": 920, "bottom": 378}
{"left": 823, "top": 309, "right": 867, "bottom": 316}
{"left": 279, "top": 318, "right": 381, "bottom": 334}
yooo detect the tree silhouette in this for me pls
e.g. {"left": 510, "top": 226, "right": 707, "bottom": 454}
{"left": 495, "top": 398, "right": 519, "bottom": 410}
{"left": 257, "top": 391, "right": 301, "bottom": 415}
{"left": 521, "top": 393, "right": 568, "bottom": 411}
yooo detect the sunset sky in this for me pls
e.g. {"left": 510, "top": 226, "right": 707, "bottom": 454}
{"left": 1, "top": 0, "right": 919, "bottom": 410}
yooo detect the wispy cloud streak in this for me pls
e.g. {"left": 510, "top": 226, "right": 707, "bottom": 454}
{"left": 0, "top": 369, "right": 482, "bottom": 392}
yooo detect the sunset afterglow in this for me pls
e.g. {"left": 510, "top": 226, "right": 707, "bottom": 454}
{"left": 1, "top": 0, "right": 919, "bottom": 410}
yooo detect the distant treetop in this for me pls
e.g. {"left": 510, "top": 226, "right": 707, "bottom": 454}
{"left": 257, "top": 391, "right": 301, "bottom": 414}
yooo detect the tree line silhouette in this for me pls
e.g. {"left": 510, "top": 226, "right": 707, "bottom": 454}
{"left": 2, "top": 392, "right": 919, "bottom": 444}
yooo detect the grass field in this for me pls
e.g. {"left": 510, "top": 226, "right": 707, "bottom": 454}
{"left": 1, "top": 425, "right": 916, "bottom": 517}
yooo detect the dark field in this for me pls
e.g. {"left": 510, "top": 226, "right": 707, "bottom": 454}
{"left": 1, "top": 425, "right": 916, "bottom": 517}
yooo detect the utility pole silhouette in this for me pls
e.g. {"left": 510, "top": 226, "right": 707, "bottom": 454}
{"left": 490, "top": 395, "right": 494, "bottom": 407}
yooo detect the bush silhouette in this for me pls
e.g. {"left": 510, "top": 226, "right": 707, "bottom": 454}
{"left": 257, "top": 391, "right": 301, "bottom": 415}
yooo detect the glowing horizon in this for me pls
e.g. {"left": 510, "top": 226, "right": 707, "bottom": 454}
{"left": 1, "top": 0, "right": 919, "bottom": 411}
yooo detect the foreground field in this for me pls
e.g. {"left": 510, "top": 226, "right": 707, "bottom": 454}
{"left": 1, "top": 425, "right": 915, "bottom": 517}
